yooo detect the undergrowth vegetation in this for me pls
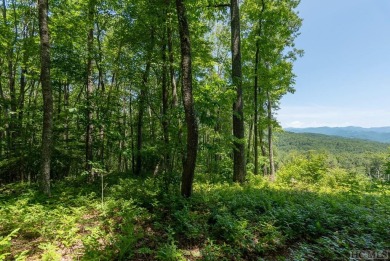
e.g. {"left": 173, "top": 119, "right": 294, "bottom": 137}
{"left": 1, "top": 172, "right": 389, "bottom": 260}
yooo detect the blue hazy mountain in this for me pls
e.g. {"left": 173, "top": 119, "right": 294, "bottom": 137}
{"left": 284, "top": 126, "right": 390, "bottom": 143}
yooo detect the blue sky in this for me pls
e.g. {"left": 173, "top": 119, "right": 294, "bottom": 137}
{"left": 277, "top": 0, "right": 390, "bottom": 128}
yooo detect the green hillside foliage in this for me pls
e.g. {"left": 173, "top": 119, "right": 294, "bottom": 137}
{"left": 276, "top": 132, "right": 390, "bottom": 178}
{"left": 276, "top": 131, "right": 389, "bottom": 155}
{"left": 1, "top": 174, "right": 389, "bottom": 260}
{"left": 286, "top": 127, "right": 390, "bottom": 143}
{"left": 1, "top": 132, "right": 390, "bottom": 260}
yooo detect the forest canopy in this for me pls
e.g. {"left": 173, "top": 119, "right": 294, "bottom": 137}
{"left": 0, "top": 0, "right": 302, "bottom": 194}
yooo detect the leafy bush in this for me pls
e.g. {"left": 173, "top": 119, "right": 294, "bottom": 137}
{"left": 277, "top": 152, "right": 328, "bottom": 184}
{"left": 0, "top": 229, "right": 19, "bottom": 261}
{"left": 39, "top": 243, "right": 61, "bottom": 261}
{"left": 1, "top": 171, "right": 389, "bottom": 260}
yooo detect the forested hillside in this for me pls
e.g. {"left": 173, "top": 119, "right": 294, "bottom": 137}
{"left": 276, "top": 131, "right": 389, "bottom": 155}
{"left": 286, "top": 126, "right": 390, "bottom": 143}
{"left": 275, "top": 131, "right": 389, "bottom": 180}
{"left": 1, "top": 0, "right": 389, "bottom": 260}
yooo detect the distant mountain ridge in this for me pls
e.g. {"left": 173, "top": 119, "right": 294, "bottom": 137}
{"left": 285, "top": 126, "right": 390, "bottom": 143}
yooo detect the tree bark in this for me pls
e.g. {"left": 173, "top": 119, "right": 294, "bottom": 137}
{"left": 1, "top": 0, "right": 7, "bottom": 159}
{"left": 135, "top": 30, "right": 154, "bottom": 176}
{"left": 162, "top": 38, "right": 170, "bottom": 171}
{"left": 231, "top": 0, "right": 245, "bottom": 183}
{"left": 247, "top": 120, "right": 253, "bottom": 164}
{"left": 85, "top": 0, "right": 96, "bottom": 179}
{"left": 259, "top": 127, "right": 268, "bottom": 176}
{"left": 266, "top": 89, "right": 275, "bottom": 180}
{"left": 167, "top": 11, "right": 181, "bottom": 173}
{"left": 129, "top": 93, "right": 135, "bottom": 174}
{"left": 38, "top": 0, "right": 53, "bottom": 196}
{"left": 168, "top": 22, "right": 178, "bottom": 108}
{"left": 254, "top": 0, "right": 266, "bottom": 176}
{"left": 0, "top": 63, "right": 4, "bottom": 158}
{"left": 1, "top": 0, "right": 5, "bottom": 22}
{"left": 254, "top": 44, "right": 259, "bottom": 175}
{"left": 176, "top": 0, "right": 198, "bottom": 197}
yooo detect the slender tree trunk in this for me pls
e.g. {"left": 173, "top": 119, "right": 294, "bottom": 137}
{"left": 96, "top": 22, "right": 105, "bottom": 92}
{"left": 254, "top": 44, "right": 260, "bottom": 175}
{"left": 259, "top": 127, "right": 268, "bottom": 176}
{"left": 0, "top": 0, "right": 7, "bottom": 158}
{"left": 162, "top": 39, "right": 170, "bottom": 171}
{"left": 176, "top": 0, "right": 198, "bottom": 198}
{"left": 231, "top": 0, "right": 245, "bottom": 183}
{"left": 135, "top": 31, "right": 154, "bottom": 176}
{"left": 168, "top": 17, "right": 180, "bottom": 173}
{"left": 129, "top": 93, "right": 135, "bottom": 174}
{"left": 247, "top": 120, "right": 253, "bottom": 164}
{"left": 64, "top": 82, "right": 70, "bottom": 176}
{"left": 254, "top": 0, "right": 265, "bottom": 176}
{"left": 0, "top": 64, "right": 4, "bottom": 158}
{"left": 96, "top": 22, "right": 106, "bottom": 166}
{"left": 64, "top": 82, "right": 69, "bottom": 141}
{"left": 148, "top": 106, "right": 155, "bottom": 142}
{"left": 8, "top": 0, "right": 19, "bottom": 155}
{"left": 18, "top": 63, "right": 27, "bottom": 181}
{"left": 38, "top": 0, "right": 53, "bottom": 196}
{"left": 168, "top": 22, "right": 178, "bottom": 108}
{"left": 1, "top": 0, "right": 5, "bottom": 22}
{"left": 26, "top": 81, "right": 37, "bottom": 182}
{"left": 266, "top": 89, "right": 275, "bottom": 180}
{"left": 8, "top": 53, "right": 16, "bottom": 151}
{"left": 135, "top": 73, "right": 146, "bottom": 176}
{"left": 86, "top": 0, "right": 95, "bottom": 179}
{"left": 0, "top": 64, "right": 3, "bottom": 101}
{"left": 213, "top": 110, "right": 222, "bottom": 172}
{"left": 121, "top": 97, "right": 128, "bottom": 172}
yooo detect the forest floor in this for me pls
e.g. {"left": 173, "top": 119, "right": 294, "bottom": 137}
{"left": 1, "top": 173, "right": 389, "bottom": 260}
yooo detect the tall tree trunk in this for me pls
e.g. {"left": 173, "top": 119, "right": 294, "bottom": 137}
{"left": 168, "top": 22, "right": 178, "bottom": 108}
{"left": 162, "top": 38, "right": 170, "bottom": 171}
{"left": 1, "top": 0, "right": 8, "bottom": 159}
{"left": 231, "top": 0, "right": 245, "bottom": 183}
{"left": 18, "top": 63, "right": 27, "bottom": 181}
{"left": 1, "top": 0, "right": 5, "bottom": 22}
{"left": 129, "top": 93, "right": 135, "bottom": 174}
{"left": 259, "top": 127, "right": 268, "bottom": 176}
{"left": 0, "top": 63, "right": 3, "bottom": 101}
{"left": 95, "top": 21, "right": 106, "bottom": 167}
{"left": 0, "top": 64, "right": 4, "bottom": 158}
{"left": 96, "top": 21, "right": 105, "bottom": 92}
{"left": 8, "top": 52, "right": 16, "bottom": 153}
{"left": 8, "top": 0, "right": 19, "bottom": 155}
{"left": 38, "top": 0, "right": 53, "bottom": 196}
{"left": 176, "top": 0, "right": 198, "bottom": 198}
{"left": 254, "top": 0, "right": 265, "bottom": 176}
{"left": 26, "top": 81, "right": 37, "bottom": 183}
{"left": 135, "top": 30, "right": 154, "bottom": 176}
{"left": 0, "top": 0, "right": 5, "bottom": 159}
{"left": 168, "top": 16, "right": 180, "bottom": 173}
{"left": 135, "top": 73, "right": 146, "bottom": 176}
{"left": 247, "top": 120, "right": 253, "bottom": 164}
{"left": 254, "top": 40, "right": 260, "bottom": 175}
{"left": 266, "top": 89, "right": 275, "bottom": 180}
{"left": 86, "top": 0, "right": 95, "bottom": 179}
{"left": 64, "top": 82, "right": 70, "bottom": 176}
